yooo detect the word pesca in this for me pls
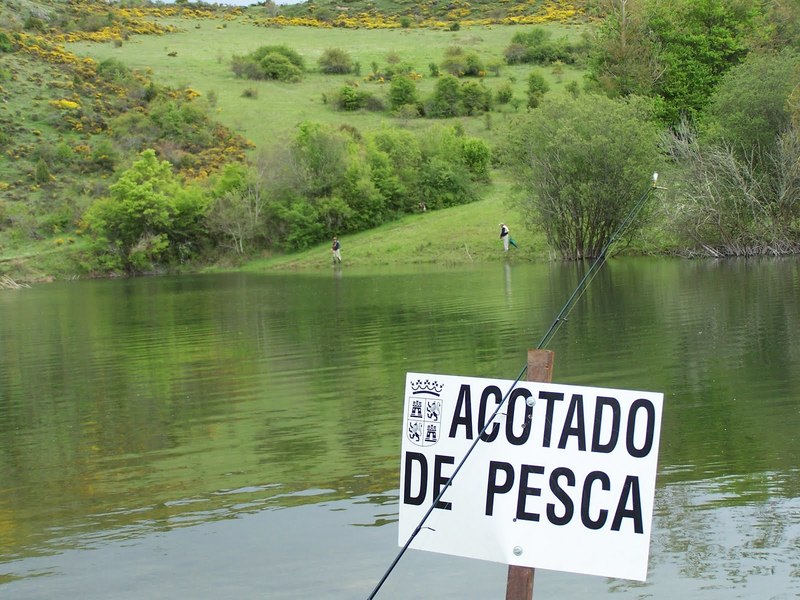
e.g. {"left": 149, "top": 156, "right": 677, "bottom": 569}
{"left": 403, "top": 454, "right": 646, "bottom": 534}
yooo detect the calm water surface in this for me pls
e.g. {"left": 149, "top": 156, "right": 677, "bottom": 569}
{"left": 1, "top": 259, "right": 798, "bottom": 599}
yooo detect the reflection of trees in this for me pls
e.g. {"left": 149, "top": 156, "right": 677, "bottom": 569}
{"left": 643, "top": 473, "right": 800, "bottom": 591}
{"left": 549, "top": 257, "right": 800, "bottom": 483}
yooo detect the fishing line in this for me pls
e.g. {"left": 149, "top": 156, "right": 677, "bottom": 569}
{"left": 366, "top": 173, "right": 663, "bottom": 600}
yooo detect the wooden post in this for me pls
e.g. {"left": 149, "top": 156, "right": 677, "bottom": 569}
{"left": 505, "top": 349, "right": 555, "bottom": 600}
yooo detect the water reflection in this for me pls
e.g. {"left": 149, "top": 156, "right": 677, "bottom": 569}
{"left": 1, "top": 259, "right": 799, "bottom": 597}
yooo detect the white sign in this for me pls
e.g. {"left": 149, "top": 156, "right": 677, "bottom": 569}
{"left": 398, "top": 372, "right": 663, "bottom": 581}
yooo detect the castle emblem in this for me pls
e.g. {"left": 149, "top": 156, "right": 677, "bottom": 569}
{"left": 407, "top": 379, "right": 444, "bottom": 447}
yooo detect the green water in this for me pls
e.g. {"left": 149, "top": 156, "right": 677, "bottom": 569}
{"left": 0, "top": 258, "right": 798, "bottom": 598}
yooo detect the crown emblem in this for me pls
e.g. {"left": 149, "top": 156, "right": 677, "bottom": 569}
{"left": 410, "top": 379, "right": 444, "bottom": 396}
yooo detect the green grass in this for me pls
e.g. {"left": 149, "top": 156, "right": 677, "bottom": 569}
{"left": 0, "top": 234, "right": 91, "bottom": 283}
{"left": 66, "top": 17, "right": 589, "bottom": 149}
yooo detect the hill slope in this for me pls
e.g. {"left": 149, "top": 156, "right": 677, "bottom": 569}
{"left": 0, "top": 0, "right": 593, "bottom": 285}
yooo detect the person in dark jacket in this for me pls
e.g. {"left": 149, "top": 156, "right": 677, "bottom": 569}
{"left": 331, "top": 237, "right": 342, "bottom": 263}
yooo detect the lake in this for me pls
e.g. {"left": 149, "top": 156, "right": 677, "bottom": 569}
{"left": 1, "top": 258, "right": 798, "bottom": 599}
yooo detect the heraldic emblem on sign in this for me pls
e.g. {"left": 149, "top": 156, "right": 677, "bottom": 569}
{"left": 406, "top": 379, "right": 444, "bottom": 447}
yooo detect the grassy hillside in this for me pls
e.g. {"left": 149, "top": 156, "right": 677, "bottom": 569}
{"left": 65, "top": 16, "right": 588, "bottom": 149}
{"left": 0, "top": 0, "right": 594, "bottom": 284}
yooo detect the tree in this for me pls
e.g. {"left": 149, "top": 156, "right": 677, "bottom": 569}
{"left": 418, "top": 156, "right": 475, "bottom": 209}
{"left": 663, "top": 50, "right": 800, "bottom": 256}
{"left": 85, "top": 149, "right": 208, "bottom": 272}
{"left": 500, "top": 94, "right": 662, "bottom": 259}
{"left": 586, "top": 0, "right": 763, "bottom": 125}
{"left": 758, "top": 0, "right": 800, "bottom": 52}
{"left": 205, "top": 165, "right": 266, "bottom": 255}
{"left": 646, "top": 0, "right": 759, "bottom": 124}
{"left": 366, "top": 128, "right": 422, "bottom": 212}
{"left": 701, "top": 49, "right": 800, "bottom": 161}
{"left": 585, "top": 0, "right": 663, "bottom": 98}
{"left": 292, "top": 121, "right": 353, "bottom": 198}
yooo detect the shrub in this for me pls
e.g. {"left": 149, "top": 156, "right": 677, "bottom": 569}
{"left": 97, "top": 57, "right": 131, "bottom": 79}
{"left": 426, "top": 75, "right": 462, "bottom": 118}
{"left": 333, "top": 84, "right": 373, "bottom": 111}
{"left": 464, "top": 53, "right": 485, "bottom": 77}
{"left": 441, "top": 46, "right": 466, "bottom": 77}
{"left": 505, "top": 27, "right": 586, "bottom": 66}
{"left": 383, "top": 62, "right": 415, "bottom": 80}
{"left": 461, "top": 137, "right": 491, "bottom": 181}
{"left": 148, "top": 99, "right": 214, "bottom": 150}
{"left": 261, "top": 52, "right": 303, "bottom": 82}
{"left": 90, "top": 139, "right": 118, "bottom": 172}
{"left": 504, "top": 43, "right": 528, "bottom": 65}
{"left": 34, "top": 159, "right": 52, "bottom": 185}
{"left": 394, "top": 104, "right": 421, "bottom": 119}
{"left": 460, "top": 81, "right": 491, "bottom": 115}
{"left": 0, "top": 32, "right": 14, "bottom": 53}
{"left": 251, "top": 45, "right": 305, "bottom": 71}
{"left": 441, "top": 46, "right": 484, "bottom": 78}
{"left": 24, "top": 16, "right": 46, "bottom": 32}
{"left": 231, "top": 45, "right": 305, "bottom": 82}
{"left": 230, "top": 55, "right": 263, "bottom": 80}
{"left": 389, "top": 75, "right": 418, "bottom": 111}
{"left": 526, "top": 70, "right": 550, "bottom": 108}
{"left": 318, "top": 47, "right": 354, "bottom": 75}
{"left": 565, "top": 80, "right": 580, "bottom": 98}
{"left": 495, "top": 82, "right": 514, "bottom": 104}
{"left": 666, "top": 122, "right": 800, "bottom": 256}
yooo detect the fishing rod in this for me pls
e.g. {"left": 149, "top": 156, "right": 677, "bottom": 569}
{"left": 366, "top": 172, "right": 664, "bottom": 600}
